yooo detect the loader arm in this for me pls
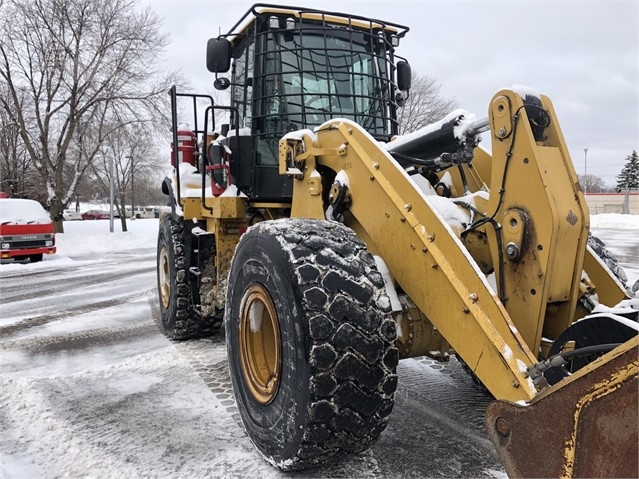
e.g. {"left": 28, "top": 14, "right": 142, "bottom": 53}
{"left": 279, "top": 88, "right": 633, "bottom": 404}
{"left": 279, "top": 90, "right": 556, "bottom": 402}
{"left": 280, "top": 88, "right": 638, "bottom": 476}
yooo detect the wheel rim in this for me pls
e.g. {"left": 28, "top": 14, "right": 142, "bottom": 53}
{"left": 159, "top": 245, "right": 170, "bottom": 309}
{"left": 238, "top": 284, "right": 282, "bottom": 405}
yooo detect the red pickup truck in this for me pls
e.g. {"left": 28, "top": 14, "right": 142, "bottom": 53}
{"left": 0, "top": 197, "right": 56, "bottom": 263}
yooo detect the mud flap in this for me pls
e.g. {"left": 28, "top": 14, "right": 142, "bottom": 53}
{"left": 486, "top": 336, "right": 638, "bottom": 478}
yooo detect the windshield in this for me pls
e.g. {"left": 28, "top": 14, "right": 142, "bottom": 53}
{"left": 254, "top": 24, "right": 396, "bottom": 149}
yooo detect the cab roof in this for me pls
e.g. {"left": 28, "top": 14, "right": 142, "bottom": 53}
{"left": 222, "top": 3, "right": 409, "bottom": 44}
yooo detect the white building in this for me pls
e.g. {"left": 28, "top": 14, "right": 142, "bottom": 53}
{"left": 585, "top": 192, "right": 638, "bottom": 215}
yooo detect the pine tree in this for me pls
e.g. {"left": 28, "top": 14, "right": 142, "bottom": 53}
{"left": 616, "top": 150, "right": 639, "bottom": 192}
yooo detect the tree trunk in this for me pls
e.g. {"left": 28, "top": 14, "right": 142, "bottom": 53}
{"left": 50, "top": 198, "right": 65, "bottom": 233}
{"left": 117, "top": 194, "right": 128, "bottom": 232}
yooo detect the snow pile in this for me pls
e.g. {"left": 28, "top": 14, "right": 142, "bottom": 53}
{"left": 511, "top": 84, "right": 541, "bottom": 101}
{"left": 220, "top": 184, "right": 248, "bottom": 198}
{"left": 57, "top": 218, "right": 159, "bottom": 256}
{"left": 592, "top": 297, "right": 639, "bottom": 317}
{"left": 578, "top": 282, "right": 638, "bottom": 332}
{"left": 590, "top": 213, "right": 639, "bottom": 229}
{"left": 0, "top": 219, "right": 159, "bottom": 272}
{"left": 383, "top": 109, "right": 475, "bottom": 152}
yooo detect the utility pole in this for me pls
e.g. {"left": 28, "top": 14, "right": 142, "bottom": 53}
{"left": 126, "top": 155, "right": 134, "bottom": 219}
{"left": 109, "top": 155, "right": 114, "bottom": 233}
{"left": 583, "top": 148, "right": 588, "bottom": 194}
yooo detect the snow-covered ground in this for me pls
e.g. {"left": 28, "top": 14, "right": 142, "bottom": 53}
{"left": 0, "top": 214, "right": 637, "bottom": 478}
{"left": 5, "top": 213, "right": 635, "bottom": 283}
{"left": 588, "top": 213, "right": 639, "bottom": 286}
{"left": 1, "top": 217, "right": 158, "bottom": 269}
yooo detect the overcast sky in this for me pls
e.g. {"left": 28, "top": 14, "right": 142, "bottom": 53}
{"left": 143, "top": 0, "right": 638, "bottom": 187}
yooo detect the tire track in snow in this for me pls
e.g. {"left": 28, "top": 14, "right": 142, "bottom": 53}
{"left": 0, "top": 264, "right": 155, "bottom": 301}
{"left": 0, "top": 251, "right": 152, "bottom": 279}
{"left": 412, "top": 356, "right": 495, "bottom": 431}
{"left": 0, "top": 288, "right": 155, "bottom": 338}
{"left": 0, "top": 374, "right": 145, "bottom": 479}
{"left": 0, "top": 312, "right": 157, "bottom": 353}
{"left": 148, "top": 299, "right": 242, "bottom": 425}
{"left": 398, "top": 360, "right": 495, "bottom": 451}
{"left": 0, "top": 267, "right": 69, "bottom": 281}
{"left": 147, "top": 300, "right": 387, "bottom": 479}
{"left": 369, "top": 358, "right": 503, "bottom": 477}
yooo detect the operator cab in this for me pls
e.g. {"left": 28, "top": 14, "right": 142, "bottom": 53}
{"left": 172, "top": 4, "right": 411, "bottom": 203}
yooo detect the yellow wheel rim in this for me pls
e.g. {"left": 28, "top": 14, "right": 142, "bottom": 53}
{"left": 159, "top": 245, "right": 170, "bottom": 309}
{"left": 238, "top": 284, "right": 282, "bottom": 404}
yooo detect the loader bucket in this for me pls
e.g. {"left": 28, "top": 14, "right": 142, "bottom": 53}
{"left": 486, "top": 336, "right": 638, "bottom": 479}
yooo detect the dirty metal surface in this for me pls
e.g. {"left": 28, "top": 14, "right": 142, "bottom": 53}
{"left": 486, "top": 338, "right": 638, "bottom": 478}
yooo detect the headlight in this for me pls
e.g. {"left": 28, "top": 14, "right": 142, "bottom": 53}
{"left": 45, "top": 240, "right": 53, "bottom": 247}
{"left": 1, "top": 242, "right": 9, "bottom": 250}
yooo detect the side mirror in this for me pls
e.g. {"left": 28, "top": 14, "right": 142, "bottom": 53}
{"left": 214, "top": 76, "right": 252, "bottom": 91}
{"left": 395, "top": 91, "right": 406, "bottom": 108}
{"left": 207, "top": 38, "right": 232, "bottom": 73}
{"left": 214, "top": 77, "right": 231, "bottom": 90}
{"left": 397, "top": 61, "right": 412, "bottom": 92}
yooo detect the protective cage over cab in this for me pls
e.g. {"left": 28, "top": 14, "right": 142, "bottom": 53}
{"left": 201, "top": 3, "right": 411, "bottom": 202}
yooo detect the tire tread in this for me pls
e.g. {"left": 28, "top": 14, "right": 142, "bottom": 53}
{"left": 158, "top": 213, "right": 222, "bottom": 340}
{"left": 255, "top": 219, "right": 397, "bottom": 469}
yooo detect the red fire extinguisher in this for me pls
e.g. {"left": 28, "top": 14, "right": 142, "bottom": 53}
{"left": 170, "top": 124, "right": 196, "bottom": 166}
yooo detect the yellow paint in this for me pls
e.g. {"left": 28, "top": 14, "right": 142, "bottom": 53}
{"left": 276, "top": 88, "right": 633, "bottom": 403}
{"left": 279, "top": 110, "right": 543, "bottom": 402}
{"left": 485, "top": 90, "right": 592, "bottom": 352}
{"left": 182, "top": 196, "right": 246, "bottom": 220}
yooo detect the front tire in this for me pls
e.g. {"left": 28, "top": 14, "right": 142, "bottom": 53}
{"left": 225, "top": 218, "right": 398, "bottom": 470}
{"left": 29, "top": 254, "right": 43, "bottom": 263}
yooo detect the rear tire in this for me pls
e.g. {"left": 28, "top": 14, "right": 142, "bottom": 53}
{"left": 157, "top": 213, "right": 221, "bottom": 340}
{"left": 588, "top": 233, "right": 629, "bottom": 288}
{"left": 225, "top": 218, "right": 398, "bottom": 470}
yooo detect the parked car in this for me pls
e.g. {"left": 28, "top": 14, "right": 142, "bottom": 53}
{"left": 63, "top": 209, "right": 83, "bottom": 221}
{"left": 0, "top": 197, "right": 56, "bottom": 262}
{"left": 81, "top": 210, "right": 110, "bottom": 220}
{"left": 128, "top": 206, "right": 160, "bottom": 219}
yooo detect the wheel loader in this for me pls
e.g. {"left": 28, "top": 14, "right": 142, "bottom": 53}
{"left": 156, "top": 4, "right": 639, "bottom": 477}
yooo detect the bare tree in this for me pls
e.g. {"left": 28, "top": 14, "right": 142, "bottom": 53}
{"left": 0, "top": 0, "right": 178, "bottom": 232}
{"left": 88, "top": 123, "right": 165, "bottom": 231}
{"left": 397, "top": 73, "right": 458, "bottom": 135}
{"left": 578, "top": 174, "right": 608, "bottom": 193}
{"left": 0, "top": 85, "right": 43, "bottom": 200}
{"left": 0, "top": 126, "right": 40, "bottom": 199}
